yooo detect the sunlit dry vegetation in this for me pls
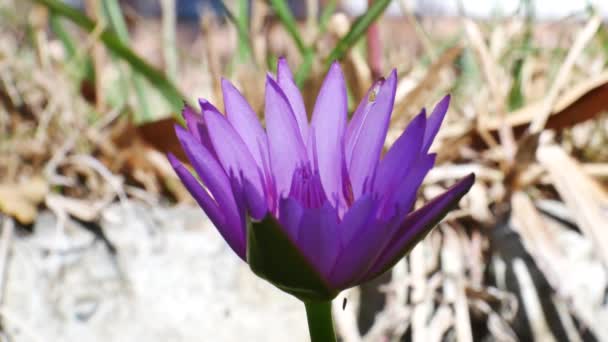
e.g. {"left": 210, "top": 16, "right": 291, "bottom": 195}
{"left": 0, "top": 0, "right": 607, "bottom": 340}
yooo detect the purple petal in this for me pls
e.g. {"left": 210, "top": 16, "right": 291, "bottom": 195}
{"left": 308, "top": 62, "right": 348, "bottom": 205}
{"left": 347, "top": 69, "right": 397, "bottom": 196}
{"left": 221, "top": 79, "right": 269, "bottom": 169}
{"left": 373, "top": 109, "right": 426, "bottom": 197}
{"left": 364, "top": 173, "right": 475, "bottom": 281}
{"left": 199, "top": 98, "right": 221, "bottom": 113}
{"left": 182, "top": 105, "right": 218, "bottom": 159}
{"left": 328, "top": 194, "right": 385, "bottom": 288}
{"left": 226, "top": 172, "right": 267, "bottom": 226}
{"left": 168, "top": 153, "right": 245, "bottom": 259}
{"left": 364, "top": 153, "right": 437, "bottom": 269}
{"left": 338, "top": 194, "right": 377, "bottom": 247}
{"left": 288, "top": 165, "right": 327, "bottom": 209}
{"left": 203, "top": 105, "right": 265, "bottom": 202}
{"left": 182, "top": 105, "right": 203, "bottom": 142}
{"left": 242, "top": 177, "right": 269, "bottom": 220}
{"left": 278, "top": 198, "right": 340, "bottom": 277}
{"left": 393, "top": 154, "right": 436, "bottom": 214}
{"left": 297, "top": 202, "right": 340, "bottom": 277}
{"left": 422, "top": 95, "right": 450, "bottom": 153}
{"left": 174, "top": 125, "right": 246, "bottom": 231}
{"left": 380, "top": 153, "right": 436, "bottom": 218}
{"left": 265, "top": 76, "right": 309, "bottom": 197}
{"left": 278, "top": 197, "right": 305, "bottom": 242}
{"left": 340, "top": 139, "right": 354, "bottom": 209}
{"left": 344, "top": 79, "right": 383, "bottom": 156}
{"left": 277, "top": 57, "right": 308, "bottom": 142}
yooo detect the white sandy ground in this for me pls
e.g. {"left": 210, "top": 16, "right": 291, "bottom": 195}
{"left": 3, "top": 202, "right": 307, "bottom": 342}
{"left": 3, "top": 199, "right": 608, "bottom": 341}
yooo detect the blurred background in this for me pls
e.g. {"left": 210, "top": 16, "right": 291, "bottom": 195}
{"left": 1, "top": 0, "right": 608, "bottom": 341}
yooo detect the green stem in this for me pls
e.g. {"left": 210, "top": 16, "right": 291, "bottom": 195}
{"left": 304, "top": 301, "right": 336, "bottom": 342}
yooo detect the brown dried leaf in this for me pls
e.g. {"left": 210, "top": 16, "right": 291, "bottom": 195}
{"left": 0, "top": 176, "right": 48, "bottom": 225}
{"left": 103, "top": 118, "right": 187, "bottom": 201}
{"left": 483, "top": 71, "right": 608, "bottom": 134}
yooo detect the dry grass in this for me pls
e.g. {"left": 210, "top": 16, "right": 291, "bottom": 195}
{"left": 1, "top": 1, "right": 608, "bottom": 340}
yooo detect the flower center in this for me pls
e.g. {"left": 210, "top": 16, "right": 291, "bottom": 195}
{"left": 289, "top": 164, "right": 327, "bottom": 209}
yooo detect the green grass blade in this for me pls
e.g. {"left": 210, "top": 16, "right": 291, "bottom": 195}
{"left": 325, "top": 0, "right": 392, "bottom": 64}
{"left": 268, "top": 0, "right": 307, "bottom": 55}
{"left": 318, "top": 0, "right": 337, "bottom": 34}
{"left": 102, "top": 0, "right": 154, "bottom": 122}
{"left": 269, "top": 0, "right": 315, "bottom": 86}
{"left": 508, "top": 0, "right": 533, "bottom": 111}
{"left": 33, "top": 0, "right": 186, "bottom": 119}
{"left": 49, "top": 13, "right": 94, "bottom": 80}
{"left": 218, "top": 0, "right": 254, "bottom": 63}
{"left": 295, "top": 49, "right": 314, "bottom": 87}
{"left": 507, "top": 58, "right": 525, "bottom": 111}
{"left": 49, "top": 13, "right": 77, "bottom": 58}
{"left": 102, "top": 0, "right": 154, "bottom": 121}
{"left": 236, "top": 0, "right": 251, "bottom": 61}
{"left": 160, "top": 0, "right": 178, "bottom": 81}
{"left": 102, "top": 0, "right": 129, "bottom": 39}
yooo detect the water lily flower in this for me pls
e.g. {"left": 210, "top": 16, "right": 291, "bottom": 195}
{"left": 168, "top": 58, "right": 473, "bottom": 340}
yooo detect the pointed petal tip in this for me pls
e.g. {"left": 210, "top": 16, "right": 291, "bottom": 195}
{"left": 167, "top": 152, "right": 190, "bottom": 179}
{"left": 388, "top": 68, "right": 398, "bottom": 80}
{"left": 462, "top": 172, "right": 476, "bottom": 188}
{"left": 440, "top": 172, "right": 475, "bottom": 197}
{"left": 265, "top": 74, "right": 285, "bottom": 96}
{"left": 383, "top": 69, "right": 398, "bottom": 90}
{"left": 265, "top": 72, "right": 275, "bottom": 83}
{"left": 265, "top": 75, "right": 293, "bottom": 105}
{"left": 277, "top": 56, "right": 288, "bottom": 69}
{"left": 410, "top": 108, "right": 428, "bottom": 126}
{"left": 438, "top": 94, "right": 451, "bottom": 109}
{"left": 436, "top": 94, "right": 451, "bottom": 111}
{"left": 220, "top": 78, "right": 240, "bottom": 98}
{"left": 219, "top": 78, "right": 236, "bottom": 97}
{"left": 181, "top": 105, "right": 197, "bottom": 123}
{"left": 421, "top": 94, "right": 452, "bottom": 152}
{"left": 328, "top": 60, "right": 342, "bottom": 72}
{"left": 173, "top": 123, "right": 187, "bottom": 135}
{"left": 199, "top": 99, "right": 224, "bottom": 118}
{"left": 198, "top": 98, "right": 212, "bottom": 111}
{"left": 167, "top": 152, "right": 179, "bottom": 165}
{"left": 276, "top": 56, "right": 293, "bottom": 80}
{"left": 444, "top": 172, "right": 475, "bottom": 201}
{"left": 321, "top": 62, "right": 346, "bottom": 91}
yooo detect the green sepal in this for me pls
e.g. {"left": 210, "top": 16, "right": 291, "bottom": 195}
{"left": 247, "top": 215, "right": 338, "bottom": 302}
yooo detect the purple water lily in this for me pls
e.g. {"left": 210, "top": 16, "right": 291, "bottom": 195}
{"left": 168, "top": 58, "right": 474, "bottom": 299}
